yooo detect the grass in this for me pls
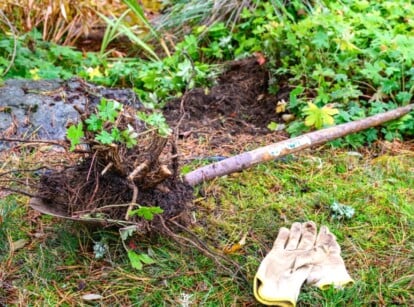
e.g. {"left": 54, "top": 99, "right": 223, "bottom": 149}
{"left": 1, "top": 144, "right": 413, "bottom": 306}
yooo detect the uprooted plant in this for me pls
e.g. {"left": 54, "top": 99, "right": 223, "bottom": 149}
{"left": 0, "top": 80, "right": 249, "bottom": 277}
{"left": 23, "top": 96, "right": 204, "bottom": 271}
{"left": 37, "top": 97, "right": 193, "bottom": 225}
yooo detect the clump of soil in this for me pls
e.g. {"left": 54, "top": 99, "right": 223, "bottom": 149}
{"left": 37, "top": 158, "right": 193, "bottom": 221}
{"left": 33, "top": 84, "right": 195, "bottom": 230}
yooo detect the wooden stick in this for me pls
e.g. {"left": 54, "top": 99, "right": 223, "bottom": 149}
{"left": 184, "top": 104, "right": 414, "bottom": 186}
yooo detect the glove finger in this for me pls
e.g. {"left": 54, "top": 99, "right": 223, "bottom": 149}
{"left": 285, "top": 222, "right": 302, "bottom": 250}
{"left": 297, "top": 221, "right": 317, "bottom": 250}
{"left": 273, "top": 227, "right": 290, "bottom": 250}
{"left": 316, "top": 226, "right": 341, "bottom": 254}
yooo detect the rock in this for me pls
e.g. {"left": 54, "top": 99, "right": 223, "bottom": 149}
{"left": 0, "top": 78, "right": 141, "bottom": 150}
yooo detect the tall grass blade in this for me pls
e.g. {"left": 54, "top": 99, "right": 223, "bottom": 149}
{"left": 98, "top": 11, "right": 159, "bottom": 61}
{"left": 99, "top": 10, "right": 130, "bottom": 57}
{"left": 123, "top": 0, "right": 158, "bottom": 38}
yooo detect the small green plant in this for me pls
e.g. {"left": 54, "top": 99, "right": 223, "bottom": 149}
{"left": 127, "top": 249, "right": 155, "bottom": 270}
{"left": 330, "top": 201, "right": 355, "bottom": 220}
{"left": 66, "top": 98, "right": 141, "bottom": 150}
{"left": 137, "top": 111, "right": 172, "bottom": 137}
{"left": 118, "top": 205, "right": 163, "bottom": 270}
{"left": 66, "top": 98, "right": 175, "bottom": 151}
{"left": 66, "top": 122, "right": 85, "bottom": 151}
{"left": 129, "top": 205, "right": 164, "bottom": 221}
{"left": 303, "top": 102, "right": 339, "bottom": 129}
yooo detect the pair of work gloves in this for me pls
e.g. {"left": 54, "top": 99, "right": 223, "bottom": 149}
{"left": 253, "top": 221, "right": 353, "bottom": 306}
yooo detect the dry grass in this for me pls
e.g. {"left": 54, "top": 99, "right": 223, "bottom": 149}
{"left": 0, "top": 0, "right": 163, "bottom": 46}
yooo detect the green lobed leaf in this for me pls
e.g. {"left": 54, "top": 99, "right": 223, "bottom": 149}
{"left": 97, "top": 98, "right": 122, "bottom": 122}
{"left": 127, "top": 250, "right": 143, "bottom": 270}
{"left": 111, "top": 127, "right": 122, "bottom": 142}
{"left": 67, "top": 122, "right": 84, "bottom": 151}
{"left": 137, "top": 112, "right": 172, "bottom": 137}
{"left": 137, "top": 253, "right": 155, "bottom": 265}
{"left": 129, "top": 206, "right": 164, "bottom": 221}
{"left": 95, "top": 130, "right": 114, "bottom": 144}
{"left": 85, "top": 114, "right": 103, "bottom": 132}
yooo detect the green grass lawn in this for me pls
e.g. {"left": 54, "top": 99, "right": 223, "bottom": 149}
{"left": 1, "top": 145, "right": 413, "bottom": 306}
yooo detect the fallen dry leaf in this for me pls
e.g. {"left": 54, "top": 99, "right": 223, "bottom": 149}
{"left": 223, "top": 232, "right": 248, "bottom": 254}
{"left": 82, "top": 293, "right": 103, "bottom": 301}
{"left": 11, "top": 239, "right": 29, "bottom": 252}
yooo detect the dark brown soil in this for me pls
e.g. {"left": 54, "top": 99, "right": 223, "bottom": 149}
{"left": 164, "top": 56, "right": 283, "bottom": 136}
{"left": 164, "top": 56, "right": 289, "bottom": 161}
{"left": 37, "top": 161, "right": 193, "bottom": 226}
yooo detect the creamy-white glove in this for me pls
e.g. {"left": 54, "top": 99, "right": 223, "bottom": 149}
{"left": 253, "top": 221, "right": 332, "bottom": 306}
{"left": 306, "top": 225, "right": 354, "bottom": 289}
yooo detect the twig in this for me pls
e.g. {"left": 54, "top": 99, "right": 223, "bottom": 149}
{"left": 0, "top": 187, "right": 36, "bottom": 198}
{"left": 125, "top": 182, "right": 139, "bottom": 220}
{"left": 73, "top": 202, "right": 135, "bottom": 215}
{"left": 127, "top": 161, "right": 149, "bottom": 181}
{"left": 71, "top": 215, "right": 137, "bottom": 227}
{"left": 158, "top": 217, "right": 247, "bottom": 283}
{"left": 0, "top": 137, "right": 66, "bottom": 147}
{"left": 101, "top": 162, "right": 113, "bottom": 176}
{"left": 171, "top": 141, "right": 179, "bottom": 178}
{"left": 86, "top": 151, "right": 97, "bottom": 182}
{"left": 0, "top": 166, "right": 54, "bottom": 177}
{"left": 88, "top": 164, "right": 100, "bottom": 207}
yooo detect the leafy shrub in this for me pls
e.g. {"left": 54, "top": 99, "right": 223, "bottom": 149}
{"left": 0, "top": 30, "right": 99, "bottom": 80}
{"left": 261, "top": 0, "right": 414, "bottom": 146}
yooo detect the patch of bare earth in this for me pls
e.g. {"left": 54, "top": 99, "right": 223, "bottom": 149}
{"left": 164, "top": 56, "right": 289, "bottom": 159}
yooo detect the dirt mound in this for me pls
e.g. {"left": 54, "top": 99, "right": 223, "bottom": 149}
{"left": 164, "top": 56, "right": 280, "bottom": 135}
{"left": 36, "top": 162, "right": 193, "bottom": 227}
{"left": 164, "top": 57, "right": 288, "bottom": 160}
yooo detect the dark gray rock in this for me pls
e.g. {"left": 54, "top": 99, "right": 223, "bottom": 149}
{"left": 0, "top": 78, "right": 141, "bottom": 150}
